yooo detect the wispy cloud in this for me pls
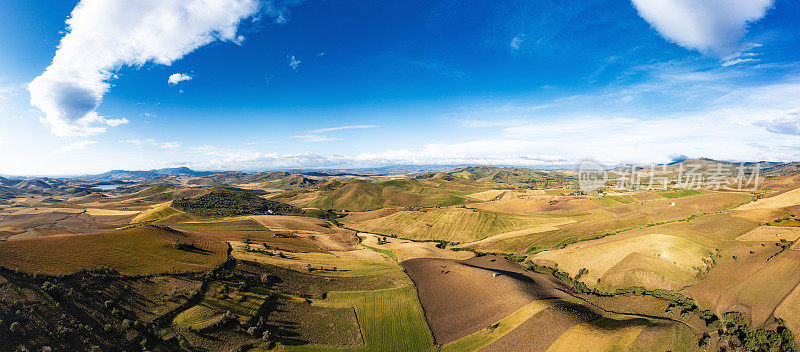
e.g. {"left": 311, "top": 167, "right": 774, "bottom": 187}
{"left": 265, "top": 0, "right": 305, "bottom": 24}
{"left": 509, "top": 35, "right": 524, "bottom": 51}
{"left": 307, "top": 124, "right": 379, "bottom": 133}
{"left": 0, "top": 86, "right": 16, "bottom": 100}
{"left": 54, "top": 140, "right": 97, "bottom": 154}
{"left": 406, "top": 59, "right": 464, "bottom": 78}
{"left": 756, "top": 112, "right": 800, "bottom": 136}
{"left": 288, "top": 55, "right": 301, "bottom": 71}
{"left": 292, "top": 134, "right": 340, "bottom": 142}
{"left": 161, "top": 141, "right": 182, "bottom": 149}
{"left": 120, "top": 138, "right": 155, "bottom": 146}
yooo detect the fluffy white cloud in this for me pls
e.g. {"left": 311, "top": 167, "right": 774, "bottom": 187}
{"left": 54, "top": 140, "right": 97, "bottom": 154}
{"left": 168, "top": 73, "right": 193, "bottom": 85}
{"left": 28, "top": 0, "right": 261, "bottom": 136}
{"left": 161, "top": 141, "right": 182, "bottom": 149}
{"left": 631, "top": 0, "right": 773, "bottom": 55}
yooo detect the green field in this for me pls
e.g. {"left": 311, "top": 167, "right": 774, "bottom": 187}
{"left": 657, "top": 189, "right": 702, "bottom": 198}
{"left": 592, "top": 195, "right": 637, "bottom": 206}
{"left": 361, "top": 244, "right": 398, "bottom": 262}
{"left": 280, "top": 285, "right": 435, "bottom": 352}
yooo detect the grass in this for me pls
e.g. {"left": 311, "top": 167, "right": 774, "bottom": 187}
{"left": 657, "top": 189, "right": 702, "bottom": 199}
{"left": 0, "top": 226, "right": 227, "bottom": 275}
{"left": 592, "top": 195, "right": 637, "bottom": 207}
{"left": 361, "top": 244, "right": 398, "bottom": 262}
{"left": 130, "top": 201, "right": 180, "bottom": 223}
{"left": 280, "top": 285, "right": 435, "bottom": 352}
{"left": 229, "top": 241, "right": 400, "bottom": 276}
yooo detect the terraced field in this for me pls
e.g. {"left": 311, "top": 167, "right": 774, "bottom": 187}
{"left": 343, "top": 207, "right": 565, "bottom": 243}
{"left": 173, "top": 281, "right": 271, "bottom": 331}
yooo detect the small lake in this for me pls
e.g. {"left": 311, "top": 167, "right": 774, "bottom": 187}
{"left": 92, "top": 184, "right": 124, "bottom": 190}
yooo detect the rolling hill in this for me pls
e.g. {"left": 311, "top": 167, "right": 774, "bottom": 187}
{"left": 270, "top": 178, "right": 487, "bottom": 211}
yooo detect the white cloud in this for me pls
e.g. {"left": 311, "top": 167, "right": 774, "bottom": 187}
{"left": 265, "top": 0, "right": 305, "bottom": 24}
{"left": 161, "top": 141, "right": 182, "bottom": 149}
{"left": 0, "top": 86, "right": 16, "bottom": 100}
{"left": 168, "top": 73, "right": 193, "bottom": 85}
{"left": 721, "top": 57, "right": 758, "bottom": 67}
{"left": 183, "top": 70, "right": 800, "bottom": 170}
{"left": 292, "top": 134, "right": 340, "bottom": 142}
{"left": 54, "top": 140, "right": 97, "bottom": 154}
{"left": 757, "top": 112, "right": 800, "bottom": 136}
{"left": 509, "top": 35, "right": 524, "bottom": 50}
{"left": 631, "top": 0, "right": 773, "bottom": 56}
{"left": 288, "top": 55, "right": 301, "bottom": 71}
{"left": 307, "top": 124, "right": 379, "bottom": 133}
{"left": 28, "top": 0, "right": 261, "bottom": 136}
{"left": 121, "top": 138, "right": 155, "bottom": 146}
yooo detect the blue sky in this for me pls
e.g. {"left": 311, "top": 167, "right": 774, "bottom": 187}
{"left": 0, "top": 0, "right": 799, "bottom": 175}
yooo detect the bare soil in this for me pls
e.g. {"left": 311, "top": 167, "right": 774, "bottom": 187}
{"left": 401, "top": 256, "right": 571, "bottom": 344}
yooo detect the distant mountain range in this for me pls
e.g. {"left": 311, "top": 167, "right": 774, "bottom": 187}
{"left": 76, "top": 167, "right": 212, "bottom": 182}
{"left": 287, "top": 165, "right": 473, "bottom": 176}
